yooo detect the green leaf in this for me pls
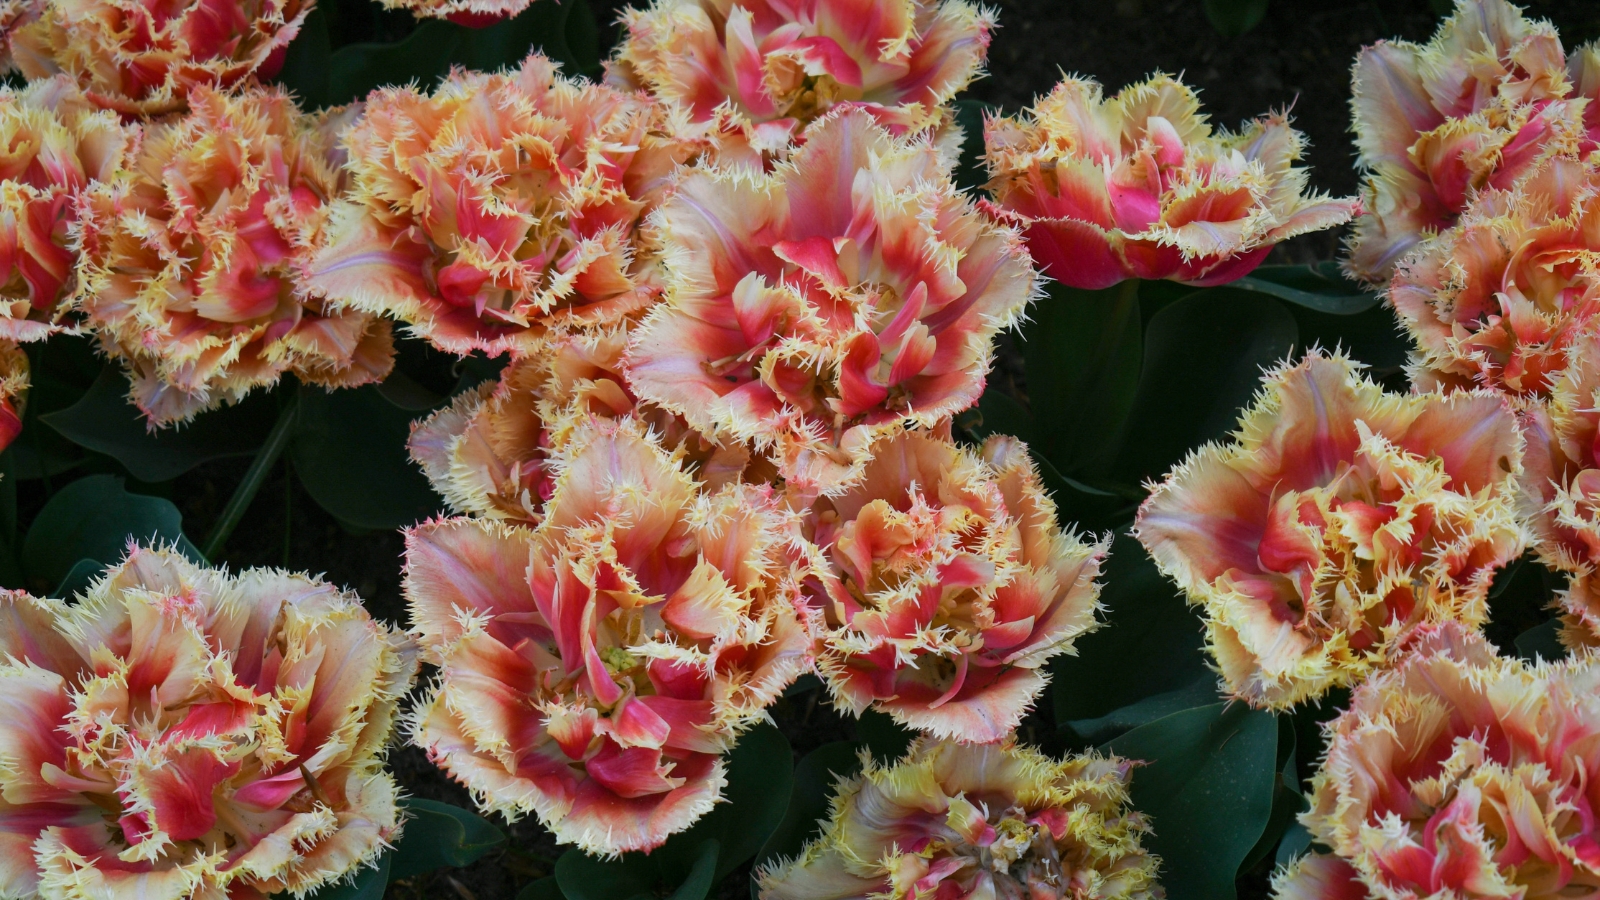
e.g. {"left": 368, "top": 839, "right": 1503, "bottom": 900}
{"left": 23, "top": 474, "right": 201, "bottom": 594}
{"left": 1111, "top": 288, "right": 1297, "bottom": 485}
{"left": 1241, "top": 715, "right": 1303, "bottom": 873}
{"left": 656, "top": 723, "right": 793, "bottom": 882}
{"left": 1064, "top": 674, "right": 1217, "bottom": 746}
{"left": 14, "top": 335, "right": 102, "bottom": 481}
{"left": 1274, "top": 820, "right": 1314, "bottom": 867}
{"left": 556, "top": 851, "right": 656, "bottom": 900}
{"left": 290, "top": 382, "right": 441, "bottom": 530}
{"left": 1106, "top": 702, "right": 1278, "bottom": 900}
{"left": 1202, "top": 0, "right": 1268, "bottom": 36}
{"left": 54, "top": 558, "right": 103, "bottom": 601}
{"left": 272, "top": 6, "right": 332, "bottom": 108}
{"left": 751, "top": 741, "right": 864, "bottom": 899}
{"left": 1515, "top": 618, "right": 1567, "bottom": 663}
{"left": 517, "top": 876, "right": 566, "bottom": 900}
{"left": 1286, "top": 303, "right": 1410, "bottom": 376}
{"left": 1231, "top": 263, "right": 1381, "bottom": 316}
{"left": 304, "top": 855, "right": 391, "bottom": 900}
{"left": 855, "top": 709, "right": 914, "bottom": 764}
{"left": 389, "top": 798, "right": 507, "bottom": 880}
{"left": 665, "top": 840, "right": 719, "bottom": 900}
{"left": 42, "top": 368, "right": 275, "bottom": 483}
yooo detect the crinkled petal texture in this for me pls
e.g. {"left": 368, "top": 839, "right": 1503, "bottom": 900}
{"left": 803, "top": 430, "right": 1104, "bottom": 743}
{"left": 1282, "top": 623, "right": 1600, "bottom": 900}
{"left": 1345, "top": 0, "right": 1598, "bottom": 283}
{"left": 8, "top": 0, "right": 310, "bottom": 116}
{"left": 981, "top": 74, "right": 1357, "bottom": 290}
{"left": 759, "top": 738, "right": 1162, "bottom": 900}
{"left": 0, "top": 76, "right": 133, "bottom": 342}
{"left": 1134, "top": 351, "right": 1529, "bottom": 709}
{"left": 307, "top": 52, "right": 698, "bottom": 357}
{"left": 77, "top": 86, "right": 394, "bottom": 428}
{"left": 613, "top": 0, "right": 991, "bottom": 149}
{"left": 406, "top": 419, "right": 813, "bottom": 855}
{"left": 627, "top": 108, "right": 1034, "bottom": 494}
{"left": 0, "top": 544, "right": 418, "bottom": 900}
{"left": 1391, "top": 157, "right": 1600, "bottom": 399}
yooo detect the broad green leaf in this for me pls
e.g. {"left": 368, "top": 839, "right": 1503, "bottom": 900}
{"left": 556, "top": 851, "right": 655, "bottom": 900}
{"left": 272, "top": 6, "right": 332, "bottom": 108}
{"left": 1064, "top": 674, "right": 1217, "bottom": 746}
{"left": 517, "top": 877, "right": 566, "bottom": 900}
{"left": 1287, "top": 303, "right": 1409, "bottom": 377}
{"left": 751, "top": 742, "right": 864, "bottom": 899}
{"left": 1274, "top": 821, "right": 1314, "bottom": 867}
{"left": 855, "top": 710, "right": 914, "bottom": 763}
{"left": 1202, "top": 0, "right": 1268, "bottom": 36}
{"left": 23, "top": 474, "right": 201, "bottom": 593}
{"left": 389, "top": 798, "right": 507, "bottom": 880}
{"left": 304, "top": 855, "right": 391, "bottom": 900}
{"left": 1106, "top": 702, "right": 1278, "bottom": 900}
{"left": 42, "top": 368, "right": 275, "bottom": 482}
{"left": 14, "top": 336, "right": 101, "bottom": 481}
{"left": 54, "top": 558, "right": 103, "bottom": 601}
{"left": 666, "top": 840, "right": 719, "bottom": 900}
{"left": 290, "top": 382, "right": 442, "bottom": 530}
{"left": 656, "top": 723, "right": 793, "bottom": 882}
{"left": 1232, "top": 263, "right": 1381, "bottom": 315}
{"left": 1515, "top": 619, "right": 1566, "bottom": 663}
{"left": 1241, "top": 716, "right": 1303, "bottom": 872}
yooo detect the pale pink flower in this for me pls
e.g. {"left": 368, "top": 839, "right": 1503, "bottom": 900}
{"left": 981, "top": 74, "right": 1356, "bottom": 290}
{"left": 626, "top": 108, "right": 1034, "bottom": 494}
{"left": 0, "top": 544, "right": 417, "bottom": 899}
{"left": 407, "top": 419, "right": 812, "bottom": 855}
{"left": 1134, "top": 351, "right": 1528, "bottom": 708}
{"left": 759, "top": 737, "right": 1162, "bottom": 900}
{"left": 804, "top": 430, "right": 1105, "bottom": 743}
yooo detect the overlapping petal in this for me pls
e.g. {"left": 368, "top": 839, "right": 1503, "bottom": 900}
{"left": 0, "top": 544, "right": 417, "bottom": 899}
{"left": 1134, "top": 351, "right": 1529, "bottom": 708}
{"left": 981, "top": 74, "right": 1356, "bottom": 289}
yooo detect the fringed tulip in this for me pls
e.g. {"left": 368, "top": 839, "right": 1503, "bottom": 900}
{"left": 1282, "top": 623, "right": 1600, "bottom": 900}
{"left": 1346, "top": 0, "right": 1597, "bottom": 282}
{"left": 0, "top": 544, "right": 417, "bottom": 899}
{"left": 981, "top": 74, "right": 1356, "bottom": 290}
{"left": 407, "top": 419, "right": 812, "bottom": 855}
{"left": 805, "top": 430, "right": 1105, "bottom": 743}
{"left": 307, "top": 53, "right": 697, "bottom": 357}
{"left": 7, "top": 0, "right": 311, "bottom": 116}
{"left": 1134, "top": 351, "right": 1528, "bottom": 708}
{"left": 611, "top": 0, "right": 992, "bottom": 151}
{"left": 77, "top": 86, "right": 394, "bottom": 427}
{"left": 627, "top": 108, "right": 1034, "bottom": 494}
{"left": 758, "top": 738, "right": 1163, "bottom": 900}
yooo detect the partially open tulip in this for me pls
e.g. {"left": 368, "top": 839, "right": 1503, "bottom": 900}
{"left": 612, "top": 0, "right": 992, "bottom": 151}
{"left": 407, "top": 419, "right": 812, "bottom": 855}
{"left": 307, "top": 53, "right": 697, "bottom": 358}
{"left": 7, "top": 0, "right": 311, "bottom": 116}
{"left": 0, "top": 77, "right": 133, "bottom": 343}
{"left": 77, "top": 86, "right": 394, "bottom": 427}
{"left": 1281, "top": 623, "right": 1600, "bottom": 900}
{"left": 627, "top": 108, "right": 1034, "bottom": 493}
{"left": 1346, "top": 0, "right": 1597, "bottom": 282}
{"left": 0, "top": 544, "right": 417, "bottom": 899}
{"left": 759, "top": 737, "right": 1163, "bottom": 900}
{"left": 981, "top": 74, "right": 1357, "bottom": 290}
{"left": 805, "top": 430, "right": 1105, "bottom": 743}
{"left": 1134, "top": 351, "right": 1528, "bottom": 708}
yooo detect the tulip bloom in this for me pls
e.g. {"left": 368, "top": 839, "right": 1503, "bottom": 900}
{"left": 981, "top": 74, "right": 1357, "bottom": 290}
{"left": 7, "top": 0, "right": 310, "bottom": 116}
{"left": 805, "top": 430, "right": 1105, "bottom": 743}
{"left": 1284, "top": 623, "right": 1600, "bottom": 900}
{"left": 1270, "top": 855, "right": 1367, "bottom": 900}
{"left": 759, "top": 738, "right": 1162, "bottom": 900}
{"left": 307, "top": 53, "right": 696, "bottom": 358}
{"left": 407, "top": 420, "right": 812, "bottom": 855}
{"left": 627, "top": 108, "right": 1034, "bottom": 493}
{"left": 0, "top": 544, "right": 417, "bottom": 899}
{"left": 77, "top": 86, "right": 394, "bottom": 427}
{"left": 1134, "top": 351, "right": 1528, "bottom": 708}
{"left": 1346, "top": 0, "right": 1597, "bottom": 282}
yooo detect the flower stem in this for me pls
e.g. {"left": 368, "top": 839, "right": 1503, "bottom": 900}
{"left": 202, "top": 393, "right": 299, "bottom": 560}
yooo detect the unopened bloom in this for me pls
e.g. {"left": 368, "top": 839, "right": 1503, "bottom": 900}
{"left": 805, "top": 430, "right": 1104, "bottom": 743}
{"left": 1134, "top": 351, "right": 1528, "bottom": 709}
{"left": 407, "top": 419, "right": 812, "bottom": 855}
{"left": 981, "top": 74, "right": 1356, "bottom": 290}
{"left": 1346, "top": 0, "right": 1596, "bottom": 282}
{"left": 759, "top": 738, "right": 1162, "bottom": 900}
{"left": 307, "top": 53, "right": 697, "bottom": 358}
{"left": 627, "top": 108, "right": 1034, "bottom": 493}
{"left": 612, "top": 0, "right": 991, "bottom": 150}
{"left": 0, "top": 544, "right": 417, "bottom": 899}
{"left": 78, "top": 86, "right": 394, "bottom": 427}
{"left": 8, "top": 0, "right": 311, "bottom": 116}
{"left": 1282, "top": 622, "right": 1600, "bottom": 900}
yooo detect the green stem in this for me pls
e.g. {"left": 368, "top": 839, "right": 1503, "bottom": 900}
{"left": 203, "top": 394, "right": 299, "bottom": 560}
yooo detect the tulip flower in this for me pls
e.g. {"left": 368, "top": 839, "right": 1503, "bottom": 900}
{"left": 1283, "top": 622, "right": 1600, "bottom": 900}
{"left": 627, "top": 108, "right": 1034, "bottom": 493}
{"left": 1346, "top": 0, "right": 1597, "bottom": 282}
{"left": 407, "top": 419, "right": 812, "bottom": 855}
{"left": 77, "top": 86, "right": 394, "bottom": 427}
{"left": 307, "top": 53, "right": 697, "bottom": 358}
{"left": 1134, "top": 351, "right": 1528, "bottom": 708}
{"left": 1270, "top": 854, "right": 1367, "bottom": 900}
{"left": 759, "top": 737, "right": 1163, "bottom": 900}
{"left": 981, "top": 74, "right": 1357, "bottom": 290}
{"left": 0, "top": 544, "right": 417, "bottom": 899}
{"left": 805, "top": 430, "right": 1105, "bottom": 743}
{"left": 7, "top": 0, "right": 311, "bottom": 116}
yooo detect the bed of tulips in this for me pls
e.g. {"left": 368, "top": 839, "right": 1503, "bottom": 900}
{"left": 0, "top": 0, "right": 1598, "bottom": 897}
